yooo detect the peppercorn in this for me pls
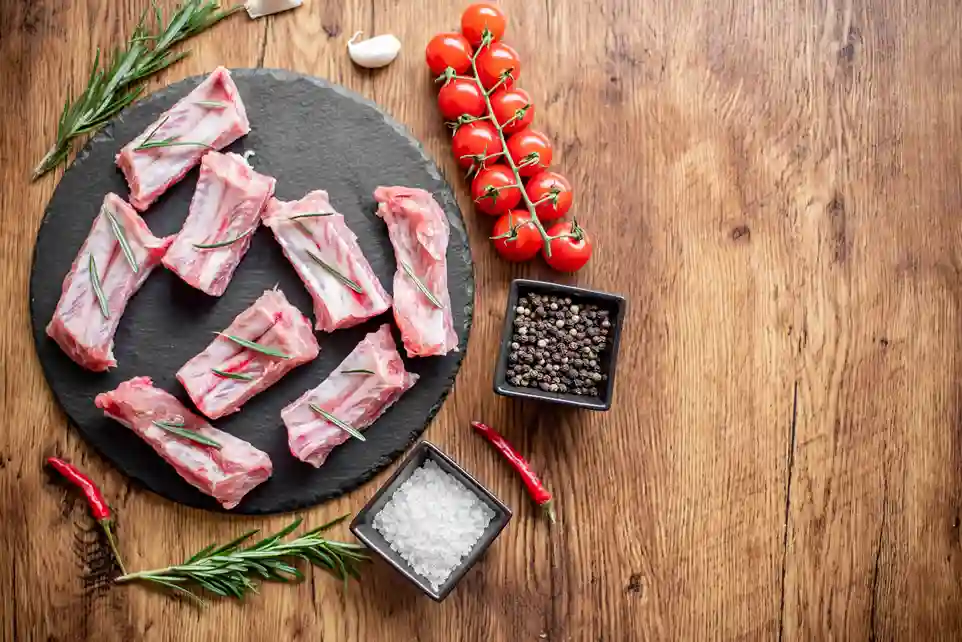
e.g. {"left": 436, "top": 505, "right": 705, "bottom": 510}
{"left": 505, "top": 293, "right": 614, "bottom": 398}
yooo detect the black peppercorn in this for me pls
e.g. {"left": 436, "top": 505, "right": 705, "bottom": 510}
{"left": 505, "top": 292, "right": 614, "bottom": 399}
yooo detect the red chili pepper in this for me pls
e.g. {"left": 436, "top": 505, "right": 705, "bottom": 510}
{"left": 47, "top": 457, "right": 126, "bottom": 574}
{"left": 471, "top": 421, "right": 556, "bottom": 524}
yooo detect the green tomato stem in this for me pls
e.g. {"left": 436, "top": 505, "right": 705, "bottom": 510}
{"left": 466, "top": 33, "right": 553, "bottom": 257}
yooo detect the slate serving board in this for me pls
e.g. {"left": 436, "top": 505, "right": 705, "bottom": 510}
{"left": 29, "top": 68, "right": 474, "bottom": 515}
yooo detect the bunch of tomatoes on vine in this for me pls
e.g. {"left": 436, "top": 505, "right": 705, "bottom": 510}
{"left": 425, "top": 3, "right": 592, "bottom": 272}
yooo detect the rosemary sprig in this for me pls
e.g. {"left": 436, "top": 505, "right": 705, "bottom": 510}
{"left": 400, "top": 261, "right": 442, "bottom": 308}
{"left": 341, "top": 369, "right": 375, "bottom": 375}
{"left": 114, "top": 515, "right": 367, "bottom": 606}
{"left": 32, "top": 0, "right": 243, "bottom": 179}
{"left": 287, "top": 212, "right": 335, "bottom": 220}
{"left": 211, "top": 368, "right": 254, "bottom": 381}
{"left": 152, "top": 420, "right": 221, "bottom": 449}
{"left": 193, "top": 227, "right": 255, "bottom": 249}
{"left": 89, "top": 254, "right": 110, "bottom": 318}
{"left": 310, "top": 404, "right": 366, "bottom": 442}
{"left": 305, "top": 249, "right": 364, "bottom": 294}
{"left": 217, "top": 333, "right": 290, "bottom": 359}
{"left": 102, "top": 206, "right": 139, "bottom": 273}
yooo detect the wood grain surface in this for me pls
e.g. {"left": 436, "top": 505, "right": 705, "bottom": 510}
{"left": 2, "top": 0, "right": 961, "bottom": 640}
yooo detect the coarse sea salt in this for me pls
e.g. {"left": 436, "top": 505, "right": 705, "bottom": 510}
{"left": 373, "top": 459, "right": 495, "bottom": 591}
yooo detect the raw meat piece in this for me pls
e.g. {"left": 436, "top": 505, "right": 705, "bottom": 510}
{"left": 262, "top": 191, "right": 392, "bottom": 332}
{"left": 116, "top": 66, "right": 250, "bottom": 211}
{"left": 282, "top": 324, "right": 418, "bottom": 467}
{"left": 177, "top": 288, "right": 319, "bottom": 419}
{"left": 162, "top": 151, "right": 275, "bottom": 296}
{"left": 95, "top": 376, "right": 272, "bottom": 510}
{"left": 374, "top": 186, "right": 458, "bottom": 357}
{"left": 46, "top": 193, "right": 173, "bottom": 371}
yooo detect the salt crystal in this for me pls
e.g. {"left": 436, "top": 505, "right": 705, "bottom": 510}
{"left": 373, "top": 459, "right": 495, "bottom": 591}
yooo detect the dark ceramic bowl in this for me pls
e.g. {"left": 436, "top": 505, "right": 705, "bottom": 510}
{"left": 494, "top": 278, "right": 626, "bottom": 411}
{"left": 349, "top": 441, "right": 512, "bottom": 601}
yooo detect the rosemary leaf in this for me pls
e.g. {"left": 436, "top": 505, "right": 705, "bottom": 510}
{"left": 103, "top": 206, "right": 139, "bottom": 273}
{"left": 309, "top": 404, "right": 366, "bottom": 442}
{"left": 32, "top": 1, "right": 242, "bottom": 180}
{"left": 152, "top": 420, "right": 222, "bottom": 449}
{"left": 193, "top": 227, "right": 254, "bottom": 249}
{"left": 400, "top": 261, "right": 442, "bottom": 308}
{"left": 151, "top": 577, "right": 208, "bottom": 606}
{"left": 341, "top": 369, "right": 375, "bottom": 375}
{"left": 211, "top": 368, "right": 254, "bottom": 381}
{"left": 194, "top": 100, "right": 227, "bottom": 108}
{"left": 217, "top": 333, "right": 290, "bottom": 359}
{"left": 253, "top": 519, "right": 302, "bottom": 548}
{"left": 287, "top": 212, "right": 335, "bottom": 220}
{"left": 305, "top": 513, "right": 350, "bottom": 534}
{"left": 211, "top": 529, "right": 260, "bottom": 556}
{"left": 186, "top": 544, "right": 218, "bottom": 564}
{"left": 138, "top": 113, "right": 169, "bottom": 147}
{"left": 135, "top": 138, "right": 214, "bottom": 151}
{"left": 89, "top": 254, "right": 110, "bottom": 318}
{"left": 305, "top": 249, "right": 364, "bottom": 294}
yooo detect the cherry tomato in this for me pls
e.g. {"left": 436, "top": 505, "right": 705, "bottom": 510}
{"left": 425, "top": 33, "right": 473, "bottom": 75}
{"left": 506, "top": 129, "right": 552, "bottom": 177}
{"left": 544, "top": 220, "right": 592, "bottom": 272}
{"left": 471, "top": 164, "right": 521, "bottom": 215}
{"left": 524, "top": 170, "right": 572, "bottom": 221}
{"left": 452, "top": 121, "right": 503, "bottom": 169}
{"left": 461, "top": 3, "right": 507, "bottom": 47}
{"left": 476, "top": 42, "right": 521, "bottom": 90}
{"left": 491, "top": 210, "right": 543, "bottom": 262}
{"left": 438, "top": 79, "right": 486, "bottom": 120}
{"left": 490, "top": 88, "right": 534, "bottom": 135}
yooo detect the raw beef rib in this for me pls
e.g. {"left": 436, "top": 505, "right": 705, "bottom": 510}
{"left": 162, "top": 151, "right": 275, "bottom": 297}
{"left": 374, "top": 186, "right": 458, "bottom": 357}
{"left": 177, "top": 288, "right": 319, "bottom": 419}
{"left": 46, "top": 193, "right": 172, "bottom": 371}
{"left": 282, "top": 324, "right": 418, "bottom": 467}
{"left": 262, "top": 190, "right": 391, "bottom": 332}
{"left": 95, "top": 376, "right": 272, "bottom": 510}
{"left": 116, "top": 66, "right": 250, "bottom": 211}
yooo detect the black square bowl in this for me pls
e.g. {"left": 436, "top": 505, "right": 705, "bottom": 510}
{"left": 349, "top": 441, "right": 512, "bottom": 601}
{"left": 494, "top": 278, "right": 627, "bottom": 411}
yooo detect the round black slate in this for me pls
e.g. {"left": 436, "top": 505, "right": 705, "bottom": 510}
{"left": 29, "top": 68, "right": 473, "bottom": 515}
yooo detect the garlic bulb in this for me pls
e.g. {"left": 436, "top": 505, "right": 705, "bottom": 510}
{"left": 245, "top": 0, "right": 302, "bottom": 19}
{"left": 347, "top": 32, "right": 402, "bottom": 69}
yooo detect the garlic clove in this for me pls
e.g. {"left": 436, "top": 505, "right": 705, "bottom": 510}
{"left": 245, "top": 0, "right": 302, "bottom": 19}
{"left": 347, "top": 31, "right": 402, "bottom": 69}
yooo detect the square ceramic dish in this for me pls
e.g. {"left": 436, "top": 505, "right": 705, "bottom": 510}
{"left": 349, "top": 441, "right": 512, "bottom": 601}
{"left": 494, "top": 278, "right": 626, "bottom": 411}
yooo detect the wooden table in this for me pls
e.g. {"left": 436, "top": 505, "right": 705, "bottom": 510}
{"left": 3, "top": 0, "right": 962, "bottom": 639}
